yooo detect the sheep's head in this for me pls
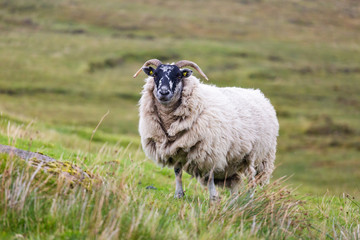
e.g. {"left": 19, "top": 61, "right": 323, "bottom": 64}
{"left": 133, "top": 59, "right": 208, "bottom": 105}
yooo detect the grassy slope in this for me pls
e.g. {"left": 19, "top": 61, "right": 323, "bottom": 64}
{"left": 1, "top": 115, "right": 359, "bottom": 239}
{"left": 0, "top": 0, "right": 360, "bottom": 238}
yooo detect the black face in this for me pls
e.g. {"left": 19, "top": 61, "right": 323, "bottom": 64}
{"left": 143, "top": 64, "right": 193, "bottom": 104}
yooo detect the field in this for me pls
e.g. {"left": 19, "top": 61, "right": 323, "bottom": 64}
{"left": 0, "top": 0, "right": 360, "bottom": 239}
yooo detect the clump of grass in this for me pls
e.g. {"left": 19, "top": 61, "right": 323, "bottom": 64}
{"left": 206, "top": 178, "right": 310, "bottom": 239}
{"left": 309, "top": 193, "right": 360, "bottom": 239}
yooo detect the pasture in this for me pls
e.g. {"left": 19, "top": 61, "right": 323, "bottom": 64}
{"left": 0, "top": 0, "right": 359, "bottom": 238}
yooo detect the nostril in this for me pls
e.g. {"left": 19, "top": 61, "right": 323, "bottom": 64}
{"left": 159, "top": 87, "right": 170, "bottom": 96}
{"left": 160, "top": 90, "right": 169, "bottom": 95}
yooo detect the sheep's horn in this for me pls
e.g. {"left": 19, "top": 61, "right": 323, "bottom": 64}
{"left": 133, "top": 59, "right": 163, "bottom": 78}
{"left": 175, "top": 60, "right": 209, "bottom": 80}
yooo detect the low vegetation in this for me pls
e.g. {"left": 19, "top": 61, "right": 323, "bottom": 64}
{"left": 0, "top": 120, "right": 359, "bottom": 239}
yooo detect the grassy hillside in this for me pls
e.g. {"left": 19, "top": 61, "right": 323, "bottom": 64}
{"left": 0, "top": 0, "right": 360, "bottom": 238}
{"left": 1, "top": 115, "right": 359, "bottom": 239}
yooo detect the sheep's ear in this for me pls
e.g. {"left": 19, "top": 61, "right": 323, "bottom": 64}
{"left": 143, "top": 67, "right": 156, "bottom": 76}
{"left": 181, "top": 68, "right": 193, "bottom": 78}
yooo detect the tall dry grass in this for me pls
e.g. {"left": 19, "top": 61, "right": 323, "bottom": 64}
{"left": 0, "top": 120, "right": 359, "bottom": 239}
{"left": 0, "top": 148, "right": 310, "bottom": 239}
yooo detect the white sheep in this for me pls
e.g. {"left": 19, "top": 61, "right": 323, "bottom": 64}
{"left": 133, "top": 59, "right": 279, "bottom": 200}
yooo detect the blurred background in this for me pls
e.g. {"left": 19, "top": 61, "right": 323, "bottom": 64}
{"left": 0, "top": 0, "right": 359, "bottom": 197}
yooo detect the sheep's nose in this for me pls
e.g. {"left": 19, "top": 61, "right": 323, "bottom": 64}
{"left": 159, "top": 86, "right": 170, "bottom": 96}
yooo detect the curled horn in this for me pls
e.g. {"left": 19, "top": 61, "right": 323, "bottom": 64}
{"left": 175, "top": 60, "right": 209, "bottom": 80}
{"left": 133, "top": 59, "right": 163, "bottom": 78}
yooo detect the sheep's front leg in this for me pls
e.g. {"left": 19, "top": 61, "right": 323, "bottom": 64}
{"left": 208, "top": 170, "right": 219, "bottom": 202}
{"left": 174, "top": 163, "right": 184, "bottom": 199}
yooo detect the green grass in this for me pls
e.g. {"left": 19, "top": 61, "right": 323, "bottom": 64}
{"left": 0, "top": 0, "right": 360, "bottom": 238}
{"left": 0, "top": 119, "right": 359, "bottom": 239}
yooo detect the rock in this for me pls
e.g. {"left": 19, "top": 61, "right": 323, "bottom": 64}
{"left": 0, "top": 144, "right": 101, "bottom": 190}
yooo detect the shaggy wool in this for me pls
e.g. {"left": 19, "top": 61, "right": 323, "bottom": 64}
{"left": 139, "top": 76, "right": 279, "bottom": 187}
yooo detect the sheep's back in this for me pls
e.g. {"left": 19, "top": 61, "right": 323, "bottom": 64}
{"left": 194, "top": 84, "right": 278, "bottom": 176}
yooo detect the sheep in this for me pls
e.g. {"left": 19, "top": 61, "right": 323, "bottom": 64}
{"left": 133, "top": 59, "right": 279, "bottom": 201}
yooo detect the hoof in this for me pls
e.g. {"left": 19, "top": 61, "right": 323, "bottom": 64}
{"left": 174, "top": 191, "right": 185, "bottom": 199}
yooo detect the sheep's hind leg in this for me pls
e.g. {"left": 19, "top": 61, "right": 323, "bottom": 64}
{"left": 230, "top": 178, "right": 241, "bottom": 195}
{"left": 246, "top": 165, "right": 257, "bottom": 198}
{"left": 174, "top": 163, "right": 184, "bottom": 199}
{"left": 208, "top": 170, "right": 220, "bottom": 202}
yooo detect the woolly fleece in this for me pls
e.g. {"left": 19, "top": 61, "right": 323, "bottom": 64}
{"left": 139, "top": 76, "right": 279, "bottom": 187}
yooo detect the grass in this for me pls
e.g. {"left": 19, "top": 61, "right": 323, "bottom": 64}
{"left": 0, "top": 120, "right": 359, "bottom": 239}
{"left": 0, "top": 0, "right": 360, "bottom": 238}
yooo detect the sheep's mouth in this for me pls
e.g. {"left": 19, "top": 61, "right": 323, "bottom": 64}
{"left": 156, "top": 94, "right": 173, "bottom": 104}
{"left": 157, "top": 98, "right": 172, "bottom": 105}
